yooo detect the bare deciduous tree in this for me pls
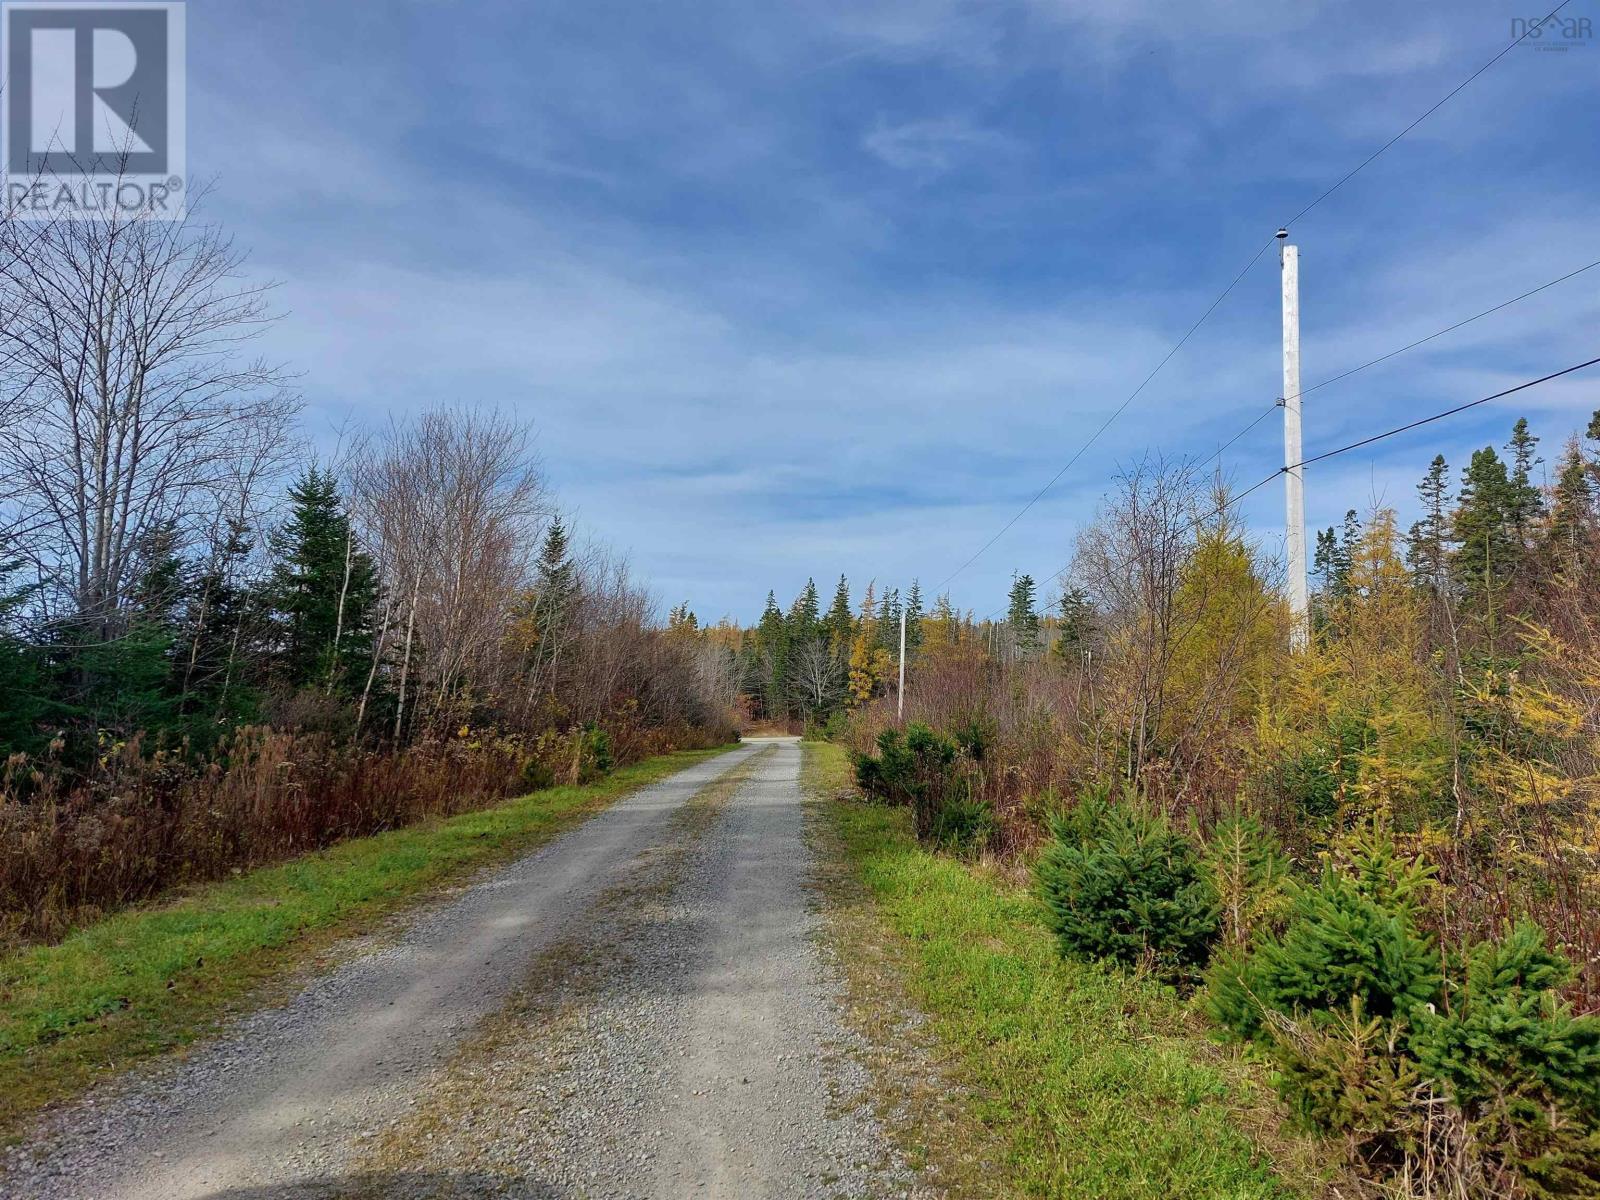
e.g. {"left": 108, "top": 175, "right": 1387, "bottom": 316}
{"left": 0, "top": 196, "right": 297, "bottom": 636}
{"left": 353, "top": 407, "right": 549, "bottom": 736}
{"left": 1070, "top": 455, "right": 1200, "bottom": 781}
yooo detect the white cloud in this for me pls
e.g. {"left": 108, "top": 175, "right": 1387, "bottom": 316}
{"left": 862, "top": 116, "right": 1017, "bottom": 172}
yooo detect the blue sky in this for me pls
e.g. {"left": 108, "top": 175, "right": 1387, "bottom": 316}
{"left": 190, "top": 0, "right": 1600, "bottom": 622}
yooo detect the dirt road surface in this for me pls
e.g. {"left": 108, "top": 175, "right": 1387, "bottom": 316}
{"left": 2, "top": 738, "right": 915, "bottom": 1200}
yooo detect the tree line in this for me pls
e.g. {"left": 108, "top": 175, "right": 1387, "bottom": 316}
{"left": 0, "top": 193, "right": 735, "bottom": 780}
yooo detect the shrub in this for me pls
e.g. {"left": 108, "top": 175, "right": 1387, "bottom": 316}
{"left": 1411, "top": 923, "right": 1600, "bottom": 1197}
{"left": 578, "top": 722, "right": 614, "bottom": 782}
{"left": 0, "top": 728, "right": 530, "bottom": 949}
{"left": 1206, "top": 829, "right": 1600, "bottom": 1194}
{"left": 1035, "top": 786, "right": 1220, "bottom": 980}
{"left": 1205, "top": 833, "right": 1440, "bottom": 1044}
{"left": 853, "top": 722, "right": 992, "bottom": 855}
{"left": 520, "top": 757, "right": 556, "bottom": 792}
{"left": 1204, "top": 812, "right": 1293, "bottom": 949}
{"left": 926, "top": 792, "right": 994, "bottom": 858}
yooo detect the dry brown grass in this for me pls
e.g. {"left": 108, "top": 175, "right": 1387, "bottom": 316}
{"left": 0, "top": 723, "right": 743, "bottom": 951}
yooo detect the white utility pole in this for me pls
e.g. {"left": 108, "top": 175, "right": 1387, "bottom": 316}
{"left": 1279, "top": 228, "right": 1309, "bottom": 651}
{"left": 897, "top": 606, "right": 907, "bottom": 722}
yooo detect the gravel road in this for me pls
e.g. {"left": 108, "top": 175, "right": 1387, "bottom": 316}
{"left": 2, "top": 737, "right": 915, "bottom": 1200}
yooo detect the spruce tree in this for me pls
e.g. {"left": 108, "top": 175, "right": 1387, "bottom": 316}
{"left": 0, "top": 559, "right": 47, "bottom": 755}
{"left": 1313, "top": 519, "right": 1355, "bottom": 605}
{"left": 874, "top": 587, "right": 901, "bottom": 654}
{"left": 179, "top": 520, "right": 265, "bottom": 735}
{"left": 1007, "top": 573, "right": 1040, "bottom": 657}
{"left": 57, "top": 524, "right": 187, "bottom": 743}
{"left": 1451, "top": 446, "right": 1519, "bottom": 611}
{"left": 1505, "top": 418, "right": 1545, "bottom": 538}
{"left": 533, "top": 517, "right": 577, "bottom": 655}
{"left": 1055, "top": 586, "right": 1095, "bottom": 658}
{"left": 824, "top": 575, "right": 853, "bottom": 661}
{"left": 1405, "top": 454, "right": 1451, "bottom": 594}
{"left": 755, "top": 590, "right": 789, "bottom": 718}
{"left": 269, "top": 468, "right": 378, "bottom": 696}
{"left": 1546, "top": 440, "right": 1593, "bottom": 567}
{"left": 788, "top": 578, "right": 820, "bottom": 645}
{"left": 903, "top": 580, "right": 924, "bottom": 656}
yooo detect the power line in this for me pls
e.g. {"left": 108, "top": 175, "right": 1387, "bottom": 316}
{"left": 1293, "top": 256, "right": 1600, "bottom": 401}
{"left": 931, "top": 237, "right": 1276, "bottom": 594}
{"left": 1293, "top": 354, "right": 1600, "bottom": 469}
{"left": 981, "top": 354, "right": 1600, "bottom": 617}
{"left": 1285, "top": 0, "right": 1573, "bottom": 226}
{"left": 935, "top": 5, "right": 1570, "bottom": 595}
{"left": 1190, "top": 256, "right": 1600, "bottom": 475}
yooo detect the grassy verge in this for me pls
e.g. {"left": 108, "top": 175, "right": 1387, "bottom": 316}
{"left": 804, "top": 740, "right": 1344, "bottom": 1200}
{"left": 0, "top": 743, "right": 736, "bottom": 1142}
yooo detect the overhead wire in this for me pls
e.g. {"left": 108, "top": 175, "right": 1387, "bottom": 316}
{"left": 934, "top": 0, "right": 1578, "bottom": 597}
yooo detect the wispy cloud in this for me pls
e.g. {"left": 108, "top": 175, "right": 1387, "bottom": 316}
{"left": 862, "top": 116, "right": 1018, "bottom": 173}
{"left": 185, "top": 0, "right": 1600, "bottom": 619}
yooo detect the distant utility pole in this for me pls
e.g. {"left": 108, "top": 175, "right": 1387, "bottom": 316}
{"left": 1278, "top": 228, "right": 1309, "bottom": 651}
{"left": 897, "top": 606, "right": 907, "bottom": 722}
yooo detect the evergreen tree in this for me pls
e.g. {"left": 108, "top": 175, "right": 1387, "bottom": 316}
{"left": 754, "top": 590, "right": 789, "bottom": 718}
{"left": 53, "top": 525, "right": 188, "bottom": 744}
{"left": 268, "top": 468, "right": 378, "bottom": 696}
{"left": 1505, "top": 418, "right": 1545, "bottom": 538}
{"left": 178, "top": 520, "right": 266, "bottom": 735}
{"left": 1313, "top": 517, "right": 1356, "bottom": 605}
{"left": 1451, "top": 446, "right": 1519, "bottom": 613}
{"left": 874, "top": 586, "right": 901, "bottom": 655}
{"left": 787, "top": 578, "right": 820, "bottom": 645}
{"left": 1055, "top": 586, "right": 1096, "bottom": 659}
{"left": 1405, "top": 454, "right": 1451, "bottom": 595}
{"left": 532, "top": 516, "right": 578, "bottom": 657}
{"left": 823, "top": 575, "right": 853, "bottom": 661}
{"left": 0, "top": 559, "right": 48, "bottom": 755}
{"left": 1546, "top": 439, "right": 1593, "bottom": 567}
{"left": 1007, "top": 573, "right": 1040, "bottom": 657}
{"left": 903, "top": 580, "right": 924, "bottom": 657}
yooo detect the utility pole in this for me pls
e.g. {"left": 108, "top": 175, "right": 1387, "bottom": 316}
{"left": 1278, "top": 228, "right": 1309, "bottom": 651}
{"left": 897, "top": 605, "right": 907, "bottom": 721}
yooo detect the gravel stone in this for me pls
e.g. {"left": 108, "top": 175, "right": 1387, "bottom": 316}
{"left": 0, "top": 738, "right": 920, "bottom": 1200}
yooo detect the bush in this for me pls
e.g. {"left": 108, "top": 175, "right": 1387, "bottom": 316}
{"left": 926, "top": 792, "right": 994, "bottom": 857}
{"left": 1205, "top": 834, "right": 1440, "bottom": 1044}
{"left": 520, "top": 757, "right": 557, "bottom": 792}
{"left": 1206, "top": 829, "right": 1600, "bottom": 1194}
{"left": 1204, "top": 812, "right": 1293, "bottom": 949}
{"left": 1411, "top": 923, "right": 1600, "bottom": 1197}
{"left": 0, "top": 728, "right": 530, "bottom": 949}
{"left": 578, "top": 722, "right": 614, "bottom": 782}
{"left": 852, "top": 722, "right": 989, "bottom": 854}
{"left": 1035, "top": 786, "right": 1220, "bottom": 980}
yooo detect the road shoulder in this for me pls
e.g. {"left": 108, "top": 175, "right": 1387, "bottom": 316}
{"left": 802, "top": 739, "right": 1344, "bottom": 1200}
{"left": 0, "top": 744, "right": 739, "bottom": 1152}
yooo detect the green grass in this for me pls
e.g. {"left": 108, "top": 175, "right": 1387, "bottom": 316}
{"left": 0, "top": 744, "right": 735, "bottom": 1141}
{"left": 806, "top": 741, "right": 1338, "bottom": 1200}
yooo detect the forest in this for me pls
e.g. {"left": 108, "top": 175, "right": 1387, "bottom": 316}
{"left": 743, "top": 410, "right": 1600, "bottom": 1196}
{"left": 0, "top": 200, "right": 739, "bottom": 949}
